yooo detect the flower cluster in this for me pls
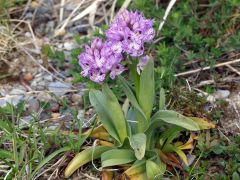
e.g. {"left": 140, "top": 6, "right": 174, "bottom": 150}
{"left": 78, "top": 38, "right": 124, "bottom": 83}
{"left": 78, "top": 10, "right": 155, "bottom": 83}
{"left": 106, "top": 10, "right": 155, "bottom": 57}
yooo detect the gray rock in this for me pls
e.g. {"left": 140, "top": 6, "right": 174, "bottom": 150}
{"left": 36, "top": 92, "right": 52, "bottom": 101}
{"left": 28, "top": 98, "right": 40, "bottom": 112}
{"left": 48, "top": 81, "right": 71, "bottom": 96}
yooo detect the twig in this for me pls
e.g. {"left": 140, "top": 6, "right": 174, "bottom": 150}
{"left": 110, "top": 0, "right": 117, "bottom": 21}
{"left": 175, "top": 59, "right": 240, "bottom": 77}
{"left": 79, "top": 172, "right": 100, "bottom": 180}
{"left": 119, "top": 0, "right": 132, "bottom": 12}
{"left": 59, "top": 0, "right": 66, "bottom": 23}
{"left": 196, "top": 76, "right": 240, "bottom": 87}
{"left": 157, "top": 0, "right": 177, "bottom": 35}
{"left": 225, "top": 64, "right": 240, "bottom": 75}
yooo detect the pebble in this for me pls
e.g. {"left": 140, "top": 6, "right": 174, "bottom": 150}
{"left": 37, "top": 92, "right": 52, "bottom": 101}
{"left": 51, "top": 113, "right": 60, "bottom": 119}
{"left": 214, "top": 89, "right": 230, "bottom": 99}
{"left": 206, "top": 89, "right": 230, "bottom": 103}
{"left": 71, "top": 93, "right": 83, "bottom": 104}
{"left": 24, "top": 73, "right": 33, "bottom": 81}
{"left": 28, "top": 98, "right": 40, "bottom": 112}
{"left": 64, "top": 41, "right": 76, "bottom": 51}
{"left": 50, "top": 102, "right": 60, "bottom": 112}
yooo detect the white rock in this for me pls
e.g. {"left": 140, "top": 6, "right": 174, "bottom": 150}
{"left": 213, "top": 89, "right": 230, "bottom": 99}
{"left": 207, "top": 95, "right": 216, "bottom": 103}
{"left": 64, "top": 41, "right": 76, "bottom": 51}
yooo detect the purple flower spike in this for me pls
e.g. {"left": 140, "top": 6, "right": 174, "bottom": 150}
{"left": 106, "top": 10, "right": 155, "bottom": 57}
{"left": 78, "top": 38, "right": 124, "bottom": 83}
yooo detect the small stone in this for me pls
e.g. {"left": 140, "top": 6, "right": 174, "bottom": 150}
{"left": 51, "top": 113, "right": 60, "bottom": 119}
{"left": 24, "top": 73, "right": 33, "bottom": 81}
{"left": 64, "top": 41, "right": 76, "bottom": 51}
{"left": 28, "top": 98, "right": 40, "bottom": 112}
{"left": 213, "top": 89, "right": 230, "bottom": 99}
{"left": 71, "top": 93, "right": 83, "bottom": 104}
{"left": 50, "top": 102, "right": 60, "bottom": 112}
{"left": 37, "top": 92, "right": 52, "bottom": 101}
{"left": 207, "top": 95, "right": 216, "bottom": 103}
{"left": 25, "top": 32, "right": 32, "bottom": 38}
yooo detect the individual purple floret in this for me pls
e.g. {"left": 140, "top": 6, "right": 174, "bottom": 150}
{"left": 137, "top": 55, "right": 151, "bottom": 74}
{"left": 78, "top": 38, "right": 124, "bottom": 83}
{"left": 106, "top": 10, "right": 155, "bottom": 57}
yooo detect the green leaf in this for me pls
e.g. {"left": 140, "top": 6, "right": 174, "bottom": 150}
{"left": 124, "top": 160, "right": 146, "bottom": 176}
{"left": 129, "top": 133, "right": 146, "bottom": 160}
{"left": 159, "top": 88, "right": 165, "bottom": 110}
{"left": 65, "top": 146, "right": 112, "bottom": 178}
{"left": 101, "top": 149, "right": 136, "bottom": 168}
{"left": 139, "top": 59, "right": 155, "bottom": 119}
{"left": 89, "top": 84, "right": 128, "bottom": 144}
{"left": 159, "top": 126, "right": 184, "bottom": 146}
{"left": 233, "top": 172, "right": 240, "bottom": 180}
{"left": 118, "top": 76, "right": 148, "bottom": 132}
{"left": 146, "top": 160, "right": 164, "bottom": 180}
{"left": 151, "top": 110, "right": 200, "bottom": 131}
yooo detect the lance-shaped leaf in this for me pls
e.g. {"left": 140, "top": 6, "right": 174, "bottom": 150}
{"left": 118, "top": 76, "right": 147, "bottom": 121}
{"left": 138, "top": 59, "right": 155, "bottom": 120}
{"left": 101, "top": 149, "right": 136, "bottom": 168}
{"left": 151, "top": 110, "right": 200, "bottom": 131}
{"left": 129, "top": 133, "right": 146, "bottom": 160}
{"left": 146, "top": 160, "right": 165, "bottom": 180}
{"left": 159, "top": 88, "right": 165, "bottom": 110}
{"left": 119, "top": 76, "right": 148, "bottom": 132}
{"left": 124, "top": 160, "right": 146, "bottom": 177}
{"left": 89, "top": 84, "right": 128, "bottom": 144}
{"left": 65, "top": 146, "right": 112, "bottom": 178}
{"left": 190, "top": 117, "right": 215, "bottom": 129}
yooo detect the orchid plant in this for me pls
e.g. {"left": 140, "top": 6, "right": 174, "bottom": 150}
{"left": 65, "top": 10, "right": 215, "bottom": 179}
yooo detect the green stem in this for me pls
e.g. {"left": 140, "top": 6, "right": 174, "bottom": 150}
{"left": 129, "top": 60, "right": 140, "bottom": 100}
